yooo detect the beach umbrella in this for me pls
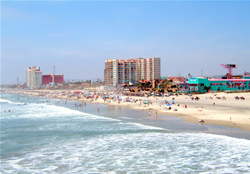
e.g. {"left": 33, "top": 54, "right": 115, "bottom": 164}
{"left": 167, "top": 104, "right": 172, "bottom": 106}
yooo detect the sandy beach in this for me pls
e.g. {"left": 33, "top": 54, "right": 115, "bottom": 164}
{"left": 90, "top": 92, "right": 250, "bottom": 132}
{"left": 2, "top": 89, "right": 250, "bottom": 132}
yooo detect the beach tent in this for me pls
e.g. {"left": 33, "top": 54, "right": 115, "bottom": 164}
{"left": 144, "top": 101, "right": 149, "bottom": 104}
{"left": 121, "top": 97, "right": 126, "bottom": 102}
{"left": 172, "top": 101, "right": 175, "bottom": 104}
{"left": 167, "top": 104, "right": 172, "bottom": 106}
{"left": 86, "top": 92, "right": 92, "bottom": 95}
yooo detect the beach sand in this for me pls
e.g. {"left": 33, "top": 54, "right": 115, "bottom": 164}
{"left": 95, "top": 92, "right": 250, "bottom": 132}
{"left": 3, "top": 89, "right": 250, "bottom": 132}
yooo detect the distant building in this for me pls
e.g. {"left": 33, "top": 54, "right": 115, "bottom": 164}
{"left": 42, "top": 75, "right": 53, "bottom": 84}
{"left": 137, "top": 58, "right": 161, "bottom": 82}
{"left": 26, "top": 66, "right": 42, "bottom": 88}
{"left": 104, "top": 57, "right": 161, "bottom": 86}
{"left": 42, "top": 74, "right": 64, "bottom": 85}
{"left": 180, "top": 76, "right": 250, "bottom": 93}
{"left": 54, "top": 75, "right": 64, "bottom": 84}
{"left": 167, "top": 76, "right": 186, "bottom": 82}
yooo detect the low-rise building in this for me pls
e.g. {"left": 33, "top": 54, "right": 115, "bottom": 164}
{"left": 181, "top": 76, "right": 250, "bottom": 93}
{"left": 42, "top": 74, "right": 64, "bottom": 85}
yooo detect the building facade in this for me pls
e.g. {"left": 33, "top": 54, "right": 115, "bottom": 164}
{"left": 42, "top": 74, "right": 64, "bottom": 85}
{"left": 26, "top": 66, "right": 42, "bottom": 88}
{"left": 104, "top": 58, "right": 161, "bottom": 86}
{"left": 181, "top": 76, "right": 250, "bottom": 93}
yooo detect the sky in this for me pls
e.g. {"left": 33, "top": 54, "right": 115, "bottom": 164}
{"left": 1, "top": 0, "right": 250, "bottom": 85}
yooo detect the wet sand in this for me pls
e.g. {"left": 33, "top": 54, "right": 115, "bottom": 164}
{"left": 57, "top": 99, "right": 250, "bottom": 140}
{"left": 89, "top": 92, "right": 250, "bottom": 132}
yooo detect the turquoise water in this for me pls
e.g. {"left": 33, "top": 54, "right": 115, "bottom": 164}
{"left": 1, "top": 93, "right": 250, "bottom": 173}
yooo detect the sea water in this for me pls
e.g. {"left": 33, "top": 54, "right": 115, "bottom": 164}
{"left": 1, "top": 93, "right": 250, "bottom": 173}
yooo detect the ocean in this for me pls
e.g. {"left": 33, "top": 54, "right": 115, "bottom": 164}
{"left": 1, "top": 92, "right": 250, "bottom": 173}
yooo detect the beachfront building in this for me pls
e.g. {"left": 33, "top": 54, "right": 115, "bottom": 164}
{"left": 181, "top": 76, "right": 250, "bottom": 93}
{"left": 26, "top": 66, "right": 42, "bottom": 88}
{"left": 161, "top": 76, "right": 186, "bottom": 82}
{"left": 137, "top": 58, "right": 161, "bottom": 81}
{"left": 104, "top": 58, "right": 161, "bottom": 86}
{"left": 42, "top": 74, "right": 64, "bottom": 85}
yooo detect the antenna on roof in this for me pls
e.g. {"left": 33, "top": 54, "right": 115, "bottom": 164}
{"left": 54, "top": 65, "right": 55, "bottom": 75}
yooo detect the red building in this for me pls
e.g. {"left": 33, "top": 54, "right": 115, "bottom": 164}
{"left": 54, "top": 75, "right": 64, "bottom": 84}
{"left": 42, "top": 74, "right": 64, "bottom": 85}
{"left": 42, "top": 75, "right": 53, "bottom": 84}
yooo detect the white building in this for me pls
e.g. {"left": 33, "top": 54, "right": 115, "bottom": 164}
{"left": 26, "top": 66, "right": 42, "bottom": 88}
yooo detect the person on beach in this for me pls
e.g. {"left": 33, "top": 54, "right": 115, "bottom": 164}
{"left": 149, "top": 111, "right": 151, "bottom": 117}
{"left": 97, "top": 108, "right": 99, "bottom": 112}
{"left": 155, "top": 111, "right": 157, "bottom": 118}
{"left": 199, "top": 119, "right": 205, "bottom": 124}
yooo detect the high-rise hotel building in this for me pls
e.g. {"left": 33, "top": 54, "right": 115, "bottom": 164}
{"left": 104, "top": 58, "right": 161, "bottom": 86}
{"left": 26, "top": 66, "right": 42, "bottom": 88}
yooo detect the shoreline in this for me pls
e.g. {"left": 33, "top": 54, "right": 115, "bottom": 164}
{"left": 87, "top": 93, "right": 250, "bottom": 132}
{"left": 2, "top": 89, "right": 250, "bottom": 133}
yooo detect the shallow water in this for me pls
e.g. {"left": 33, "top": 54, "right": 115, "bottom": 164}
{"left": 1, "top": 93, "right": 250, "bottom": 173}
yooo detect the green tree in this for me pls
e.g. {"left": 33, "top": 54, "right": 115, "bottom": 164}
{"left": 203, "top": 86, "right": 211, "bottom": 92}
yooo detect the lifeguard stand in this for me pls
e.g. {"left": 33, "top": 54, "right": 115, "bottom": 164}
{"left": 220, "top": 64, "right": 237, "bottom": 79}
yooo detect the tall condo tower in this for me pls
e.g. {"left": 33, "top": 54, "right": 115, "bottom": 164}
{"left": 26, "top": 66, "right": 42, "bottom": 88}
{"left": 104, "top": 57, "right": 161, "bottom": 86}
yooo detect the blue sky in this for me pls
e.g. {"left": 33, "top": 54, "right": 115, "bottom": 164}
{"left": 1, "top": 0, "right": 250, "bottom": 84}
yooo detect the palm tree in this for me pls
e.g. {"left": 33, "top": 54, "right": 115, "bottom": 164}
{"left": 203, "top": 86, "right": 211, "bottom": 92}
